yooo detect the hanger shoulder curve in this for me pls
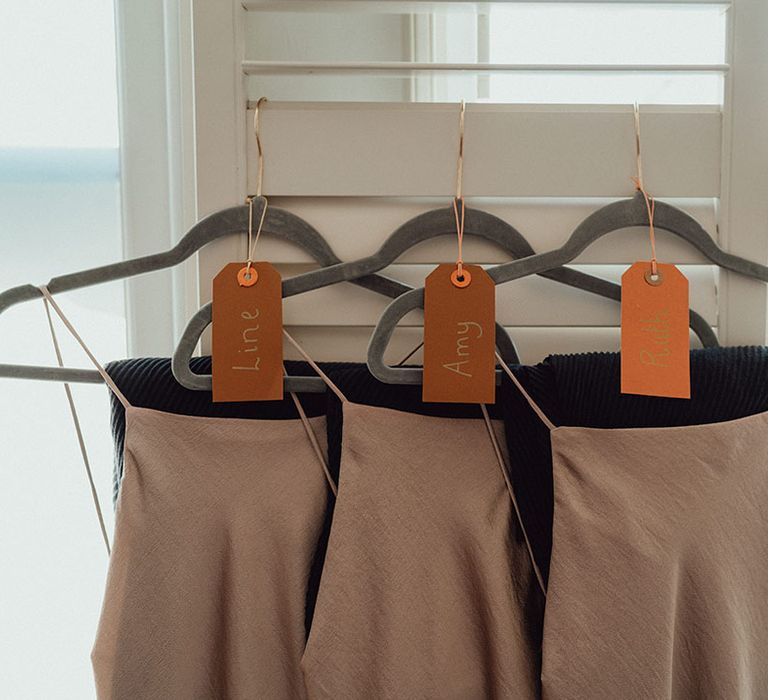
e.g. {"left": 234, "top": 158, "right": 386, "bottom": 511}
{"left": 490, "top": 192, "right": 768, "bottom": 287}
{"left": 0, "top": 203, "right": 408, "bottom": 387}
{"left": 0, "top": 202, "right": 324, "bottom": 316}
{"left": 281, "top": 206, "right": 538, "bottom": 297}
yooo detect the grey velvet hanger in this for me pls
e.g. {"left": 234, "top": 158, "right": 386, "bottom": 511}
{"left": 367, "top": 191, "right": 753, "bottom": 385}
{"left": 171, "top": 199, "right": 716, "bottom": 391}
{"left": 172, "top": 203, "right": 532, "bottom": 391}
{"left": 172, "top": 205, "right": 523, "bottom": 390}
{"left": 0, "top": 202, "right": 428, "bottom": 392}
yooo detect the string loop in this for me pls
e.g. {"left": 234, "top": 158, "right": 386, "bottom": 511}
{"left": 244, "top": 96, "right": 270, "bottom": 276}
{"left": 253, "top": 96, "right": 267, "bottom": 198}
{"left": 455, "top": 100, "right": 465, "bottom": 200}
{"left": 245, "top": 194, "right": 269, "bottom": 275}
{"left": 632, "top": 104, "right": 659, "bottom": 279}
{"left": 452, "top": 196, "right": 466, "bottom": 282}
{"left": 38, "top": 286, "right": 112, "bottom": 556}
{"left": 452, "top": 101, "right": 468, "bottom": 286}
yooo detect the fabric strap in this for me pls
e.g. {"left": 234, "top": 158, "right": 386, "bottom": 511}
{"left": 281, "top": 329, "right": 347, "bottom": 495}
{"left": 480, "top": 403, "right": 547, "bottom": 596}
{"left": 495, "top": 351, "right": 557, "bottom": 431}
{"left": 282, "top": 328, "right": 348, "bottom": 403}
{"left": 285, "top": 372, "right": 338, "bottom": 497}
{"left": 39, "top": 286, "right": 111, "bottom": 555}
{"left": 38, "top": 286, "right": 132, "bottom": 409}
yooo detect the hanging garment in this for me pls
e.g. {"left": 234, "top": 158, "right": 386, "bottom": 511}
{"left": 105, "top": 357, "right": 348, "bottom": 502}
{"left": 39, "top": 288, "right": 335, "bottom": 700}
{"left": 499, "top": 346, "right": 768, "bottom": 583}
{"left": 500, "top": 359, "right": 768, "bottom": 700}
{"left": 322, "top": 362, "right": 509, "bottom": 481}
{"left": 301, "top": 396, "right": 546, "bottom": 700}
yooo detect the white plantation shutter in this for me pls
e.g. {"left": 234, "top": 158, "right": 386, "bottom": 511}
{"left": 146, "top": 0, "right": 768, "bottom": 362}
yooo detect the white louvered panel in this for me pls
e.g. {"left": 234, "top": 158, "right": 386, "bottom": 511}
{"left": 243, "top": 103, "right": 721, "bottom": 198}
{"left": 201, "top": 197, "right": 717, "bottom": 268}
{"left": 197, "top": 101, "right": 724, "bottom": 360}
{"left": 190, "top": 2, "right": 768, "bottom": 361}
{"left": 243, "top": 62, "right": 729, "bottom": 75}
{"left": 282, "top": 326, "right": 707, "bottom": 365}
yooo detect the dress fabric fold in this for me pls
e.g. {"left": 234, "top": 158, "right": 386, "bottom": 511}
{"left": 496, "top": 347, "right": 768, "bottom": 699}
{"left": 105, "top": 358, "right": 340, "bottom": 502}
{"left": 92, "top": 406, "right": 330, "bottom": 700}
{"left": 499, "top": 346, "right": 768, "bottom": 583}
{"left": 301, "top": 402, "right": 544, "bottom": 700}
{"left": 542, "top": 413, "right": 768, "bottom": 699}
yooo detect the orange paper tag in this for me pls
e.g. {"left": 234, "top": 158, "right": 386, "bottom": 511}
{"left": 621, "top": 261, "right": 690, "bottom": 399}
{"left": 423, "top": 264, "right": 496, "bottom": 404}
{"left": 212, "top": 262, "right": 283, "bottom": 402}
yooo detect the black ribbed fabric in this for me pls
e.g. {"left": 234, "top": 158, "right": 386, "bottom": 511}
{"left": 500, "top": 346, "right": 768, "bottom": 584}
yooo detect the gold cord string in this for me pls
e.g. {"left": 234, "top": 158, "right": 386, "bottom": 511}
{"left": 633, "top": 103, "right": 658, "bottom": 277}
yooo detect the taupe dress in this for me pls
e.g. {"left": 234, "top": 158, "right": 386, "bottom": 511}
{"left": 500, "top": 362, "right": 768, "bottom": 700}
{"left": 40, "top": 289, "right": 334, "bottom": 700}
{"left": 301, "top": 401, "right": 546, "bottom": 700}
{"left": 92, "top": 407, "right": 331, "bottom": 699}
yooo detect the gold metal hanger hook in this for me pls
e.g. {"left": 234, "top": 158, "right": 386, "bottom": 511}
{"left": 243, "top": 96, "right": 269, "bottom": 271}
{"left": 451, "top": 101, "right": 468, "bottom": 286}
{"left": 455, "top": 100, "right": 466, "bottom": 200}
{"left": 633, "top": 102, "right": 644, "bottom": 192}
{"left": 253, "top": 96, "right": 268, "bottom": 198}
{"left": 631, "top": 102, "right": 658, "bottom": 277}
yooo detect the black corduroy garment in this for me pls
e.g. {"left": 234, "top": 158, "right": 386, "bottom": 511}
{"left": 500, "top": 346, "right": 768, "bottom": 584}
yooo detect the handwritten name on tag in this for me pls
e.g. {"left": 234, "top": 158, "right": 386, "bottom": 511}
{"left": 423, "top": 264, "right": 496, "bottom": 404}
{"left": 621, "top": 261, "right": 690, "bottom": 399}
{"left": 212, "top": 262, "right": 284, "bottom": 402}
